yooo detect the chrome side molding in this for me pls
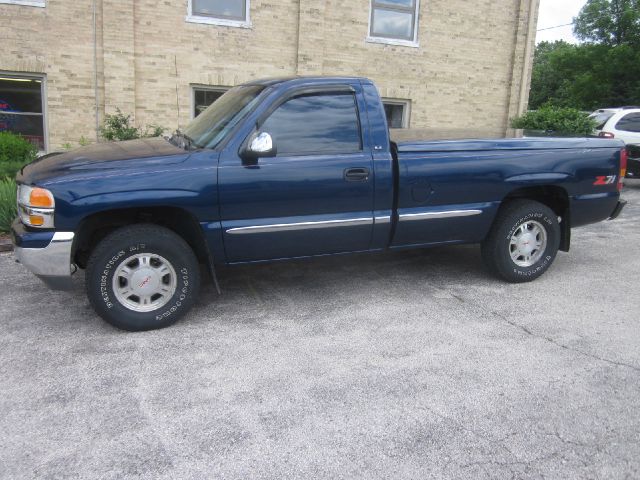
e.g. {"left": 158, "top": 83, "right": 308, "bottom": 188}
{"left": 399, "top": 209, "right": 483, "bottom": 221}
{"left": 226, "top": 209, "right": 482, "bottom": 235}
{"left": 374, "top": 215, "right": 391, "bottom": 225}
{"left": 227, "top": 217, "right": 373, "bottom": 235}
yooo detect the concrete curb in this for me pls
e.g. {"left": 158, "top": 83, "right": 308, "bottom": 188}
{"left": 0, "top": 238, "right": 13, "bottom": 253}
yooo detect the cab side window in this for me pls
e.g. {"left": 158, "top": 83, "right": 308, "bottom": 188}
{"left": 261, "top": 92, "right": 362, "bottom": 156}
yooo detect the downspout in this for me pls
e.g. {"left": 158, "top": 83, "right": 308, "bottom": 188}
{"left": 517, "top": 0, "right": 538, "bottom": 116}
{"left": 93, "top": 0, "right": 99, "bottom": 141}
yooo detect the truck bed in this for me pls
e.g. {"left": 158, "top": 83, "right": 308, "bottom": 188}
{"left": 390, "top": 129, "right": 620, "bottom": 151}
{"left": 388, "top": 129, "right": 623, "bottom": 249}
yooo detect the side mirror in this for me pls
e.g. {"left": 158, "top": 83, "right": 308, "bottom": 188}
{"left": 242, "top": 132, "right": 276, "bottom": 165}
{"left": 250, "top": 132, "right": 274, "bottom": 154}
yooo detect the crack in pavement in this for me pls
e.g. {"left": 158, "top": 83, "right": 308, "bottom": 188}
{"left": 490, "top": 309, "right": 640, "bottom": 374}
{"left": 448, "top": 291, "right": 640, "bottom": 374}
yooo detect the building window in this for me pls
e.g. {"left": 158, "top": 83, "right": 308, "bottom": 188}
{"left": 192, "top": 86, "right": 229, "bottom": 118}
{"left": 368, "top": 0, "right": 419, "bottom": 47}
{"left": 0, "top": 74, "right": 46, "bottom": 150}
{"left": 383, "top": 100, "right": 410, "bottom": 128}
{"left": 0, "top": 0, "right": 45, "bottom": 7}
{"left": 186, "top": 0, "right": 251, "bottom": 28}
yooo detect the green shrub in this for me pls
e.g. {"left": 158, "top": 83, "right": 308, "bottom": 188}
{"left": 628, "top": 144, "right": 640, "bottom": 159}
{"left": 144, "top": 124, "right": 166, "bottom": 138}
{"left": 0, "top": 178, "right": 17, "bottom": 234}
{"left": 0, "top": 132, "right": 37, "bottom": 180}
{"left": 511, "top": 105, "right": 598, "bottom": 136}
{"left": 100, "top": 109, "right": 166, "bottom": 141}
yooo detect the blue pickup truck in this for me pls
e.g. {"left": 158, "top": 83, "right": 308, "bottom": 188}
{"left": 12, "top": 76, "right": 627, "bottom": 331}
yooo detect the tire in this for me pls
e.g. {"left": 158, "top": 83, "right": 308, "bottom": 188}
{"left": 86, "top": 224, "right": 200, "bottom": 331}
{"left": 481, "top": 200, "right": 560, "bottom": 283}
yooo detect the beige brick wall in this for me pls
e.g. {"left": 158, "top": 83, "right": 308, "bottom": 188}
{"left": 0, "top": 0, "right": 539, "bottom": 151}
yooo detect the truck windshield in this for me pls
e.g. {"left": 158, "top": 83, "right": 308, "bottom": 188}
{"left": 183, "top": 85, "right": 265, "bottom": 149}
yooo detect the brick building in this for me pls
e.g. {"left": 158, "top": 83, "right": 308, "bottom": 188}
{"left": 0, "top": 0, "right": 539, "bottom": 152}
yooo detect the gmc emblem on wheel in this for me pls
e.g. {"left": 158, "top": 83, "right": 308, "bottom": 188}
{"left": 594, "top": 175, "right": 617, "bottom": 185}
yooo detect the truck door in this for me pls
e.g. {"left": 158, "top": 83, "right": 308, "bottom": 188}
{"left": 218, "top": 84, "right": 375, "bottom": 263}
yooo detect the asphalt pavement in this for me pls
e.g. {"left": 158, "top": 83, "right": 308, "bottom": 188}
{"left": 1, "top": 181, "right": 639, "bottom": 479}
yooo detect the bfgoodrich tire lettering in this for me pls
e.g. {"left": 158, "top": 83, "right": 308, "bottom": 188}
{"left": 86, "top": 224, "right": 200, "bottom": 331}
{"left": 481, "top": 200, "right": 560, "bottom": 283}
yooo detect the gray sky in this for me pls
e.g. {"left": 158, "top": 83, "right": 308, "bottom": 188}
{"left": 536, "top": 0, "right": 588, "bottom": 44}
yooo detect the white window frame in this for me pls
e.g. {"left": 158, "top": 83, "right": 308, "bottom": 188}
{"left": 0, "top": 0, "right": 45, "bottom": 7}
{"left": 366, "top": 0, "right": 420, "bottom": 48}
{"left": 382, "top": 99, "right": 411, "bottom": 129}
{"left": 0, "top": 71, "right": 48, "bottom": 153}
{"left": 191, "top": 85, "right": 229, "bottom": 119}
{"left": 186, "top": 0, "right": 251, "bottom": 28}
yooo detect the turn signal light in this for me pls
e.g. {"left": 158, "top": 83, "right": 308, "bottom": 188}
{"left": 17, "top": 184, "right": 56, "bottom": 228}
{"left": 28, "top": 215, "right": 45, "bottom": 226}
{"left": 599, "top": 131, "right": 615, "bottom": 139}
{"left": 29, "top": 187, "right": 55, "bottom": 208}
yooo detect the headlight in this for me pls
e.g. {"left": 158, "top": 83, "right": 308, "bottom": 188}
{"left": 17, "top": 185, "right": 55, "bottom": 228}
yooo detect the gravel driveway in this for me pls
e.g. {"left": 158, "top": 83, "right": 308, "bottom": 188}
{"left": 1, "top": 181, "right": 639, "bottom": 480}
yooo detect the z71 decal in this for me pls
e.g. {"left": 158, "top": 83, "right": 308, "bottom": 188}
{"left": 593, "top": 175, "right": 617, "bottom": 185}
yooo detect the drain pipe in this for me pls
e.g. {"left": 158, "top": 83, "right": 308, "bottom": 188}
{"left": 517, "top": 0, "right": 539, "bottom": 115}
{"left": 93, "top": 0, "right": 99, "bottom": 141}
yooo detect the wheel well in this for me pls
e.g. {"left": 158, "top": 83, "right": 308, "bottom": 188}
{"left": 73, "top": 207, "right": 210, "bottom": 268}
{"left": 502, "top": 186, "right": 571, "bottom": 251}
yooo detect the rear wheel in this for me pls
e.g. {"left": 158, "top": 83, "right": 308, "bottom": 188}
{"left": 481, "top": 200, "right": 560, "bottom": 282}
{"left": 86, "top": 224, "right": 200, "bottom": 331}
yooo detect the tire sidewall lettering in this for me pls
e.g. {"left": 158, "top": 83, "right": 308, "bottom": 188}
{"left": 505, "top": 212, "right": 552, "bottom": 241}
{"left": 155, "top": 267, "right": 191, "bottom": 322}
{"left": 98, "top": 244, "right": 191, "bottom": 321}
{"left": 506, "top": 210, "right": 556, "bottom": 277}
{"left": 100, "top": 249, "right": 126, "bottom": 309}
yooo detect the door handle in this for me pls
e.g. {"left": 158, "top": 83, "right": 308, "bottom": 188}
{"left": 344, "top": 167, "right": 370, "bottom": 182}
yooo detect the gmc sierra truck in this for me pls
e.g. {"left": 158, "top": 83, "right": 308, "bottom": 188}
{"left": 12, "top": 76, "right": 628, "bottom": 331}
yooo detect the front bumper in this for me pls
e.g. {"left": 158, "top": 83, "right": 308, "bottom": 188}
{"left": 11, "top": 219, "right": 76, "bottom": 290}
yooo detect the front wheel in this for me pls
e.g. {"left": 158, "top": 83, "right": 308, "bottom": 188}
{"left": 86, "top": 224, "right": 200, "bottom": 331}
{"left": 481, "top": 200, "right": 561, "bottom": 283}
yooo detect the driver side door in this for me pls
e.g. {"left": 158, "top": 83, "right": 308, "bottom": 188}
{"left": 218, "top": 85, "right": 375, "bottom": 263}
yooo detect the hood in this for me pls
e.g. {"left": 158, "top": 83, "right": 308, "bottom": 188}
{"left": 18, "top": 137, "right": 189, "bottom": 185}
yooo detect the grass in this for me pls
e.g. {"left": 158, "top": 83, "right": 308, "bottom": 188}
{"left": 0, "top": 178, "right": 17, "bottom": 234}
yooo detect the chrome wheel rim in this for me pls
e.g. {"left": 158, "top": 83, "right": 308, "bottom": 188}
{"left": 112, "top": 253, "right": 177, "bottom": 312}
{"left": 509, "top": 220, "right": 547, "bottom": 267}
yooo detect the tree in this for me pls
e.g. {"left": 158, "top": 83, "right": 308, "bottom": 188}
{"left": 527, "top": 1, "right": 640, "bottom": 110}
{"left": 574, "top": 0, "right": 640, "bottom": 46}
{"left": 529, "top": 41, "right": 579, "bottom": 109}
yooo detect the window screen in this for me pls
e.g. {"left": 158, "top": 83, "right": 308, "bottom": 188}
{"left": 192, "top": 0, "right": 247, "bottom": 21}
{"left": 383, "top": 102, "right": 407, "bottom": 128}
{"left": 194, "top": 88, "right": 227, "bottom": 117}
{"left": 370, "top": 0, "right": 418, "bottom": 41}
{"left": 261, "top": 92, "right": 362, "bottom": 155}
